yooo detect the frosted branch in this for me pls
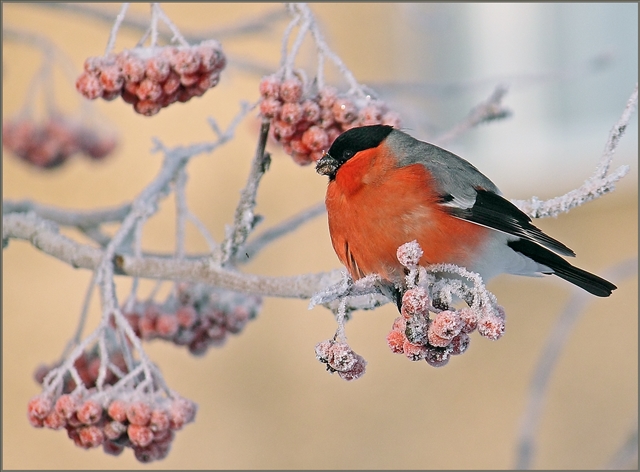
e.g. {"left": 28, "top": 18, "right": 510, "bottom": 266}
{"left": 3, "top": 211, "right": 344, "bottom": 299}
{"left": 216, "top": 118, "right": 271, "bottom": 266}
{"left": 104, "top": 3, "right": 130, "bottom": 55}
{"left": 513, "top": 84, "right": 637, "bottom": 219}
{"left": 433, "top": 84, "right": 512, "bottom": 146}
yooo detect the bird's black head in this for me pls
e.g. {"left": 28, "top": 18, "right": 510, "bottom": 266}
{"left": 315, "top": 124, "right": 394, "bottom": 179}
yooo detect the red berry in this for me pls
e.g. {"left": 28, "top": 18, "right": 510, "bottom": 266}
{"left": 301, "top": 126, "right": 329, "bottom": 152}
{"left": 83, "top": 56, "right": 104, "bottom": 73}
{"left": 272, "top": 120, "right": 297, "bottom": 140}
{"left": 401, "top": 287, "right": 430, "bottom": 318}
{"left": 459, "top": 307, "right": 478, "bottom": 333}
{"left": 145, "top": 56, "right": 170, "bottom": 83}
{"left": 358, "top": 104, "right": 383, "bottom": 125}
{"left": 176, "top": 305, "right": 198, "bottom": 329}
{"left": 179, "top": 72, "right": 201, "bottom": 87}
{"left": 169, "top": 397, "right": 197, "bottom": 430}
{"left": 124, "top": 80, "right": 139, "bottom": 96}
{"left": 279, "top": 77, "right": 303, "bottom": 103}
{"left": 156, "top": 313, "right": 179, "bottom": 338}
{"left": 171, "top": 48, "right": 200, "bottom": 76}
{"left": 318, "top": 86, "right": 338, "bottom": 108}
{"left": 107, "top": 399, "right": 128, "bottom": 422}
{"left": 259, "top": 75, "right": 281, "bottom": 99}
{"left": 136, "top": 78, "right": 162, "bottom": 101}
{"left": 127, "top": 401, "right": 151, "bottom": 426}
{"left": 259, "top": 97, "right": 282, "bottom": 119}
{"left": 337, "top": 354, "right": 367, "bottom": 381}
{"left": 289, "top": 134, "right": 310, "bottom": 155}
{"left": 99, "top": 64, "right": 124, "bottom": 92}
{"left": 291, "top": 152, "right": 313, "bottom": 166}
{"left": 149, "top": 409, "right": 170, "bottom": 432}
{"left": 280, "top": 102, "right": 303, "bottom": 125}
{"left": 28, "top": 395, "right": 52, "bottom": 420}
{"left": 76, "top": 72, "right": 103, "bottom": 100}
{"left": 309, "top": 150, "right": 325, "bottom": 162}
{"left": 332, "top": 98, "right": 358, "bottom": 124}
{"left": 78, "top": 425, "right": 104, "bottom": 448}
{"left": 43, "top": 410, "right": 66, "bottom": 430}
{"left": 477, "top": 312, "right": 505, "bottom": 341}
{"left": 386, "top": 329, "right": 406, "bottom": 354}
{"left": 301, "top": 99, "right": 321, "bottom": 123}
{"left": 128, "top": 424, "right": 154, "bottom": 447}
{"left": 55, "top": 394, "right": 78, "bottom": 419}
{"left": 134, "top": 99, "right": 162, "bottom": 117}
{"left": 103, "top": 440, "right": 125, "bottom": 456}
{"left": 429, "top": 310, "right": 463, "bottom": 340}
{"left": 77, "top": 399, "right": 103, "bottom": 425}
{"left": 450, "top": 333, "right": 470, "bottom": 355}
{"left": 196, "top": 40, "right": 224, "bottom": 73}
{"left": 427, "top": 329, "right": 451, "bottom": 348}
{"left": 318, "top": 107, "right": 335, "bottom": 129}
{"left": 424, "top": 345, "right": 451, "bottom": 367}
{"left": 121, "top": 54, "right": 145, "bottom": 83}
{"left": 162, "top": 71, "right": 181, "bottom": 95}
{"left": 402, "top": 339, "right": 427, "bottom": 361}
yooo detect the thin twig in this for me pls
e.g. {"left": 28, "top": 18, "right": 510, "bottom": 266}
{"left": 104, "top": 3, "right": 130, "bottom": 55}
{"left": 433, "top": 85, "right": 511, "bottom": 146}
{"left": 217, "top": 118, "right": 272, "bottom": 266}
{"left": 512, "top": 84, "right": 637, "bottom": 219}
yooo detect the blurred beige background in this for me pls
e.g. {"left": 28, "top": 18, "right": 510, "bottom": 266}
{"left": 3, "top": 3, "right": 637, "bottom": 469}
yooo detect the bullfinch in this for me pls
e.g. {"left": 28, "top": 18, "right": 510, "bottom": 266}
{"left": 315, "top": 124, "right": 616, "bottom": 307}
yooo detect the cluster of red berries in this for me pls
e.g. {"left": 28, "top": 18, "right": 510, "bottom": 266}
{"left": 258, "top": 74, "right": 401, "bottom": 166}
{"left": 122, "top": 283, "right": 262, "bottom": 356}
{"left": 315, "top": 338, "right": 367, "bottom": 381}
{"left": 2, "top": 115, "right": 117, "bottom": 169}
{"left": 76, "top": 40, "right": 226, "bottom": 116}
{"left": 27, "top": 391, "right": 196, "bottom": 463}
{"left": 386, "top": 287, "right": 506, "bottom": 367}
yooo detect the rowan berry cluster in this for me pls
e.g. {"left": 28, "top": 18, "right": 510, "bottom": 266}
{"left": 76, "top": 40, "right": 226, "bottom": 116}
{"left": 27, "top": 390, "right": 196, "bottom": 463}
{"left": 2, "top": 115, "right": 117, "bottom": 169}
{"left": 259, "top": 73, "right": 402, "bottom": 166}
{"left": 387, "top": 242, "right": 506, "bottom": 367}
{"left": 122, "top": 283, "right": 262, "bottom": 356}
{"left": 314, "top": 338, "right": 367, "bottom": 381}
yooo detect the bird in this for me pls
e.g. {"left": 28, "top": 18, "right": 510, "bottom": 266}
{"left": 315, "top": 124, "right": 616, "bottom": 308}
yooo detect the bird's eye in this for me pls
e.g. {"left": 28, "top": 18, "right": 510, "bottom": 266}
{"left": 343, "top": 150, "right": 354, "bottom": 160}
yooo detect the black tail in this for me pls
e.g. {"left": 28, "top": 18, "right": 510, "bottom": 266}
{"left": 508, "top": 239, "right": 617, "bottom": 297}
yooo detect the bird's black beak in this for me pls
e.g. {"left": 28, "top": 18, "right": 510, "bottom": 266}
{"left": 315, "top": 153, "right": 339, "bottom": 177}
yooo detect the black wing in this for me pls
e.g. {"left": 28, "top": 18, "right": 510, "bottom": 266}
{"left": 445, "top": 188, "right": 575, "bottom": 257}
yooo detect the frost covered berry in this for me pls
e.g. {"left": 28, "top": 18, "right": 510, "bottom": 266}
{"left": 429, "top": 310, "right": 463, "bottom": 341}
{"left": 397, "top": 240, "right": 424, "bottom": 268}
{"left": 127, "top": 401, "right": 152, "bottom": 426}
{"left": 259, "top": 74, "right": 281, "bottom": 99}
{"left": 76, "top": 72, "right": 103, "bottom": 100}
{"left": 477, "top": 312, "right": 506, "bottom": 341}
{"left": 279, "top": 77, "right": 303, "bottom": 103}
{"left": 301, "top": 126, "right": 329, "bottom": 152}
{"left": 77, "top": 399, "right": 103, "bottom": 425}
{"left": 401, "top": 286, "right": 430, "bottom": 318}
